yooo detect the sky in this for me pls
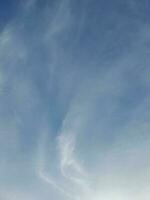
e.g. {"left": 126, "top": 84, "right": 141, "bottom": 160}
{"left": 0, "top": 0, "right": 150, "bottom": 199}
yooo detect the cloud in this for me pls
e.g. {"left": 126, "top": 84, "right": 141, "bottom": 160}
{"left": 0, "top": 0, "right": 150, "bottom": 200}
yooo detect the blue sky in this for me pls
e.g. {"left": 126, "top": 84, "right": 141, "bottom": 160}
{"left": 0, "top": 0, "right": 150, "bottom": 199}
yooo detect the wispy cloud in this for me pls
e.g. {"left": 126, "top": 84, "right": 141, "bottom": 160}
{"left": 0, "top": 0, "right": 150, "bottom": 200}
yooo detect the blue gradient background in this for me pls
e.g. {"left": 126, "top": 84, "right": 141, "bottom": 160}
{"left": 0, "top": 0, "right": 150, "bottom": 199}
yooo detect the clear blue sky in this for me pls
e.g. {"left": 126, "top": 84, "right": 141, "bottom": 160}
{"left": 0, "top": 0, "right": 150, "bottom": 199}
